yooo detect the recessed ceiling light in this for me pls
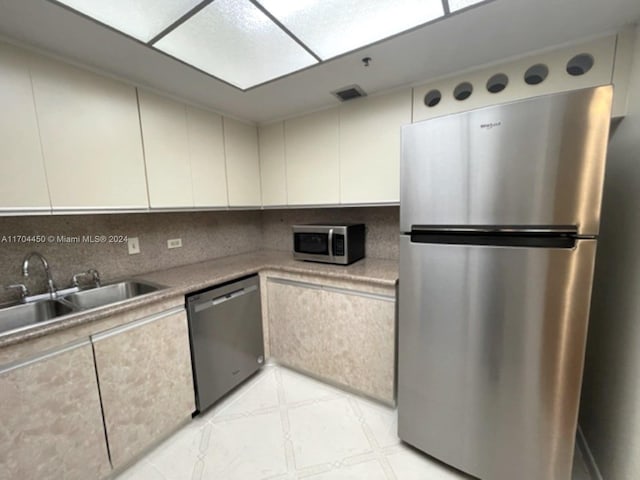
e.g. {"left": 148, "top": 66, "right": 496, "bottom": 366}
{"left": 448, "top": 0, "right": 489, "bottom": 13}
{"left": 55, "top": 0, "right": 203, "bottom": 42}
{"left": 153, "top": 0, "right": 318, "bottom": 89}
{"left": 256, "top": 0, "right": 445, "bottom": 60}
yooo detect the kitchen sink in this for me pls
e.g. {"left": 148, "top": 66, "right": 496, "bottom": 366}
{"left": 0, "top": 300, "right": 75, "bottom": 335}
{"left": 60, "top": 280, "right": 163, "bottom": 310}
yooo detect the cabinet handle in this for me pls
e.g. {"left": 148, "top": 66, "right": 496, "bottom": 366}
{"left": 91, "top": 306, "right": 185, "bottom": 342}
{"left": 0, "top": 338, "right": 91, "bottom": 375}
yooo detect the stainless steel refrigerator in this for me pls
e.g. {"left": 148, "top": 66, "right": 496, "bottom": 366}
{"left": 397, "top": 86, "right": 613, "bottom": 480}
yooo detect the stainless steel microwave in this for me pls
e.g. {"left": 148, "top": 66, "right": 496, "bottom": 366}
{"left": 292, "top": 224, "right": 365, "bottom": 265}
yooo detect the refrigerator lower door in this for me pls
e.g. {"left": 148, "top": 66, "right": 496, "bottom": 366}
{"left": 397, "top": 235, "right": 597, "bottom": 480}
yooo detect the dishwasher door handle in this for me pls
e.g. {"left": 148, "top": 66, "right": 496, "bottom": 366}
{"left": 193, "top": 285, "right": 258, "bottom": 312}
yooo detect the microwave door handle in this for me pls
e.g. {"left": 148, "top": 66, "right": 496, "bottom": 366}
{"left": 328, "top": 228, "right": 334, "bottom": 259}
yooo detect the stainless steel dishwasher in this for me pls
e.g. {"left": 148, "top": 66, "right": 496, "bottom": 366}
{"left": 186, "top": 275, "right": 264, "bottom": 413}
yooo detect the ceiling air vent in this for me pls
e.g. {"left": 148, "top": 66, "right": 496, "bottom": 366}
{"left": 332, "top": 85, "right": 367, "bottom": 102}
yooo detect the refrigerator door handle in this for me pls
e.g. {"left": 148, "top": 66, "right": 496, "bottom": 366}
{"left": 409, "top": 230, "right": 578, "bottom": 249}
{"left": 410, "top": 225, "right": 578, "bottom": 235}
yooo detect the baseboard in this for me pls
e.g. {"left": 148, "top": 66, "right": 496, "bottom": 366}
{"left": 577, "top": 425, "right": 604, "bottom": 480}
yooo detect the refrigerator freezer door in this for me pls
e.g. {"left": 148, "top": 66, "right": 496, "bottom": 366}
{"left": 400, "top": 86, "right": 612, "bottom": 236}
{"left": 397, "top": 235, "right": 597, "bottom": 480}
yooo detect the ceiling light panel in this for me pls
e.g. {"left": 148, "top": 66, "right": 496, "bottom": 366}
{"left": 257, "top": 0, "right": 445, "bottom": 60}
{"left": 448, "top": 0, "right": 489, "bottom": 12}
{"left": 154, "top": 0, "right": 318, "bottom": 89}
{"left": 55, "top": 0, "right": 202, "bottom": 42}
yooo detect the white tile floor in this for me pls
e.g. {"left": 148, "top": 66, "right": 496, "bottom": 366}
{"left": 116, "top": 364, "right": 592, "bottom": 480}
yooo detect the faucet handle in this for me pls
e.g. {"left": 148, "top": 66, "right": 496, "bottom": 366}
{"left": 5, "top": 284, "right": 30, "bottom": 303}
{"left": 72, "top": 269, "right": 101, "bottom": 288}
{"left": 88, "top": 269, "right": 101, "bottom": 288}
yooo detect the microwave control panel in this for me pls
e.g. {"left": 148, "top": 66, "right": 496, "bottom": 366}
{"left": 333, "top": 234, "right": 345, "bottom": 257}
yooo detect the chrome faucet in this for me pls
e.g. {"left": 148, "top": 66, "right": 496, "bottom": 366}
{"left": 22, "top": 252, "right": 57, "bottom": 298}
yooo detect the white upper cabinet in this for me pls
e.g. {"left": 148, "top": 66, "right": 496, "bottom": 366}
{"left": 285, "top": 108, "right": 340, "bottom": 205}
{"left": 258, "top": 121, "right": 287, "bottom": 206}
{"left": 30, "top": 55, "right": 148, "bottom": 210}
{"left": 0, "top": 43, "right": 51, "bottom": 213}
{"left": 186, "top": 105, "right": 228, "bottom": 207}
{"left": 223, "top": 117, "right": 261, "bottom": 207}
{"left": 339, "top": 89, "right": 411, "bottom": 204}
{"left": 138, "top": 90, "right": 193, "bottom": 208}
{"left": 139, "top": 91, "right": 229, "bottom": 209}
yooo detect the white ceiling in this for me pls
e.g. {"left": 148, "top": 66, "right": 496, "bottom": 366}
{"left": 0, "top": 0, "right": 639, "bottom": 124}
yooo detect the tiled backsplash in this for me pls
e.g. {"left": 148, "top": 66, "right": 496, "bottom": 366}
{"left": 0, "top": 211, "right": 261, "bottom": 304}
{"left": 0, "top": 206, "right": 399, "bottom": 303}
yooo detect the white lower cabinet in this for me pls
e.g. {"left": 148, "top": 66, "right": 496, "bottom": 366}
{"left": 267, "top": 277, "right": 396, "bottom": 404}
{"left": 91, "top": 307, "right": 195, "bottom": 469}
{"left": 0, "top": 340, "right": 111, "bottom": 480}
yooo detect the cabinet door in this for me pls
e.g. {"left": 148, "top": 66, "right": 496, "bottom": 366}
{"left": 186, "top": 105, "right": 228, "bottom": 207}
{"left": 30, "top": 55, "right": 148, "bottom": 210}
{"left": 92, "top": 308, "right": 195, "bottom": 468}
{"left": 259, "top": 121, "right": 287, "bottom": 206}
{"left": 268, "top": 279, "right": 396, "bottom": 404}
{"left": 339, "top": 89, "right": 411, "bottom": 204}
{"left": 138, "top": 90, "right": 194, "bottom": 208}
{"left": 223, "top": 117, "right": 261, "bottom": 206}
{"left": 0, "top": 42, "right": 51, "bottom": 212}
{"left": 0, "top": 341, "right": 111, "bottom": 480}
{"left": 285, "top": 108, "right": 340, "bottom": 205}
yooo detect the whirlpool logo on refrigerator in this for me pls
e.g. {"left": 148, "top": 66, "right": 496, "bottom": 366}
{"left": 480, "top": 121, "right": 502, "bottom": 130}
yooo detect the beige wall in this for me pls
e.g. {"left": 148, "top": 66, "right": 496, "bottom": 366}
{"left": 580, "top": 26, "right": 640, "bottom": 480}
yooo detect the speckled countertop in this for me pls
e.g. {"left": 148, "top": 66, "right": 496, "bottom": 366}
{"left": 0, "top": 250, "right": 398, "bottom": 349}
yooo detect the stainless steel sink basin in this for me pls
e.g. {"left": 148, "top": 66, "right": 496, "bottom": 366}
{"left": 61, "top": 281, "right": 163, "bottom": 310}
{"left": 0, "top": 300, "right": 75, "bottom": 335}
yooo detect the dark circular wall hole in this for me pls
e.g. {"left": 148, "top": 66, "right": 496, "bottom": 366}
{"left": 524, "top": 64, "right": 549, "bottom": 85}
{"left": 486, "top": 73, "right": 509, "bottom": 93}
{"left": 566, "top": 53, "right": 594, "bottom": 76}
{"left": 453, "top": 82, "right": 473, "bottom": 101}
{"left": 424, "top": 89, "right": 442, "bottom": 107}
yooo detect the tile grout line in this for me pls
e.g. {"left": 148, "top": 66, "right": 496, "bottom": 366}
{"left": 275, "top": 366, "right": 297, "bottom": 476}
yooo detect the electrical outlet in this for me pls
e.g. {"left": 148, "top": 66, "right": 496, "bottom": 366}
{"left": 127, "top": 237, "right": 140, "bottom": 255}
{"left": 167, "top": 238, "right": 182, "bottom": 249}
